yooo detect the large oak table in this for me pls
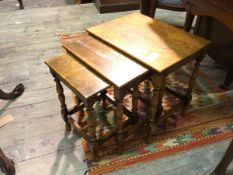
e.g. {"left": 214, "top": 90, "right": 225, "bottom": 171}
{"left": 64, "top": 13, "right": 209, "bottom": 143}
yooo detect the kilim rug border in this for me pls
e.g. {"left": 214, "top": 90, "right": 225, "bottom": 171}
{"left": 88, "top": 117, "right": 233, "bottom": 175}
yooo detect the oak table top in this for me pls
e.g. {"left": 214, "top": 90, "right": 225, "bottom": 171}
{"left": 45, "top": 54, "right": 109, "bottom": 99}
{"left": 87, "top": 13, "right": 210, "bottom": 74}
{"left": 61, "top": 33, "right": 149, "bottom": 89}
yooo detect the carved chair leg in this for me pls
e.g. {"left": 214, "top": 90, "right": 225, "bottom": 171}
{"left": 0, "top": 148, "right": 15, "bottom": 175}
{"left": 184, "top": 11, "right": 195, "bottom": 32}
{"left": 219, "top": 68, "right": 233, "bottom": 90}
{"left": 18, "top": 0, "right": 24, "bottom": 9}
{"left": 0, "top": 83, "right": 24, "bottom": 100}
{"left": 50, "top": 70, "right": 71, "bottom": 131}
{"left": 210, "top": 139, "right": 233, "bottom": 175}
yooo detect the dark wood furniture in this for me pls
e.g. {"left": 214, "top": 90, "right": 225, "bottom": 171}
{"left": 80, "top": 0, "right": 92, "bottom": 3}
{"left": 94, "top": 0, "right": 139, "bottom": 13}
{"left": 0, "top": 0, "right": 23, "bottom": 9}
{"left": 0, "top": 148, "right": 15, "bottom": 175}
{"left": 0, "top": 83, "right": 24, "bottom": 100}
{"left": 0, "top": 84, "right": 24, "bottom": 175}
{"left": 210, "top": 139, "right": 233, "bottom": 175}
{"left": 140, "top": 0, "right": 194, "bottom": 31}
{"left": 182, "top": 0, "right": 233, "bottom": 89}
{"left": 18, "top": 0, "right": 23, "bottom": 9}
{"left": 87, "top": 12, "right": 209, "bottom": 141}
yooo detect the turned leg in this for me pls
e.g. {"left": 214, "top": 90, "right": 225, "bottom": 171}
{"left": 18, "top": 0, "right": 24, "bottom": 9}
{"left": 0, "top": 83, "right": 24, "bottom": 100}
{"left": 100, "top": 90, "right": 108, "bottom": 109}
{"left": 146, "top": 75, "right": 164, "bottom": 143}
{"left": 0, "top": 148, "right": 15, "bottom": 175}
{"left": 143, "top": 80, "right": 151, "bottom": 97}
{"left": 156, "top": 77, "right": 167, "bottom": 128}
{"left": 132, "top": 85, "right": 139, "bottom": 117}
{"left": 50, "top": 70, "right": 71, "bottom": 131}
{"left": 86, "top": 105, "right": 98, "bottom": 161}
{"left": 74, "top": 96, "right": 85, "bottom": 126}
{"left": 114, "top": 88, "right": 124, "bottom": 154}
{"left": 210, "top": 139, "right": 233, "bottom": 175}
{"left": 156, "top": 77, "right": 166, "bottom": 118}
{"left": 181, "top": 54, "right": 204, "bottom": 116}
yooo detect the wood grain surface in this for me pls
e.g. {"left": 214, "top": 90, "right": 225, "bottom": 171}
{"left": 87, "top": 13, "right": 210, "bottom": 73}
{"left": 62, "top": 33, "right": 149, "bottom": 88}
{"left": 45, "top": 55, "right": 109, "bottom": 99}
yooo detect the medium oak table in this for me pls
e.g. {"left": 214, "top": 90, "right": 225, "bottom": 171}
{"left": 62, "top": 32, "right": 150, "bottom": 153}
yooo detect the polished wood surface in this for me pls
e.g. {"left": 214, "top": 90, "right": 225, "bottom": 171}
{"left": 87, "top": 13, "right": 209, "bottom": 73}
{"left": 182, "top": 0, "right": 233, "bottom": 31}
{"left": 45, "top": 55, "right": 109, "bottom": 99}
{"left": 62, "top": 33, "right": 149, "bottom": 88}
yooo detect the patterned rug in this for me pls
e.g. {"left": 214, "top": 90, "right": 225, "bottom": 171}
{"left": 78, "top": 58, "right": 233, "bottom": 175}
